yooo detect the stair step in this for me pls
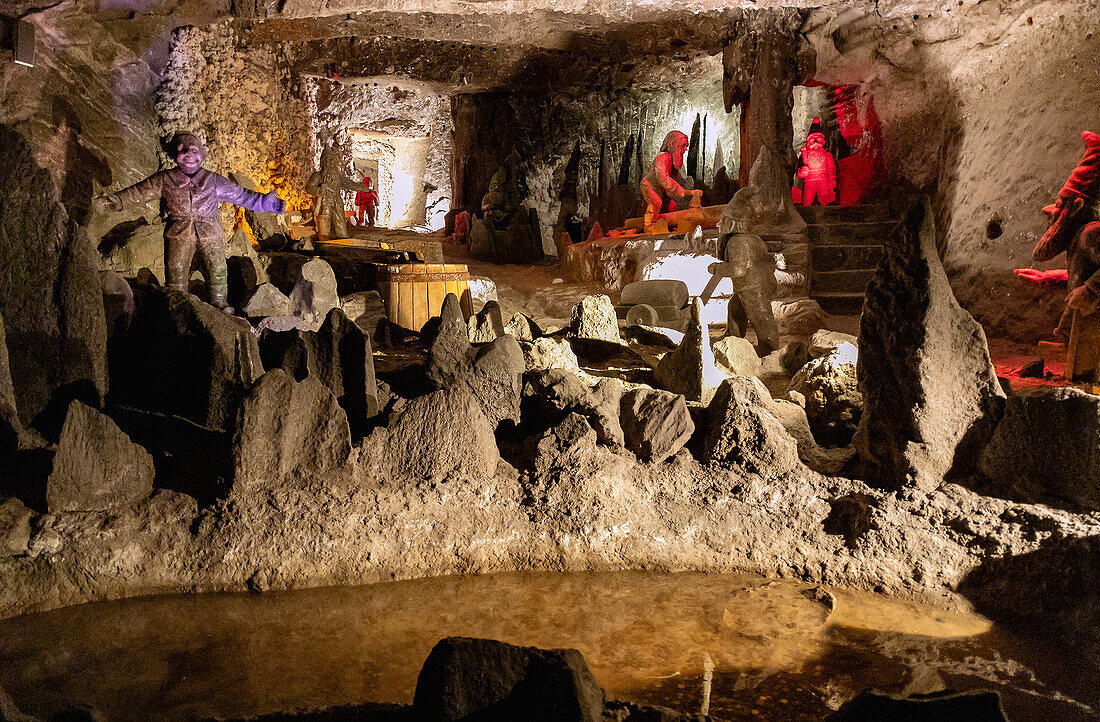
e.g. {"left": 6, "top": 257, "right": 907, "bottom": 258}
{"left": 811, "top": 244, "right": 884, "bottom": 272}
{"left": 806, "top": 221, "right": 898, "bottom": 244}
{"left": 812, "top": 292, "right": 866, "bottom": 316}
{"left": 812, "top": 269, "right": 876, "bottom": 294}
{"left": 797, "top": 204, "right": 896, "bottom": 224}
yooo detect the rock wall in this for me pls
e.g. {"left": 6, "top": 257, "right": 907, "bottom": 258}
{"left": 808, "top": 0, "right": 1100, "bottom": 341}
{"left": 154, "top": 22, "right": 312, "bottom": 212}
{"left": 307, "top": 76, "right": 453, "bottom": 229}
{"left": 454, "top": 56, "right": 741, "bottom": 255}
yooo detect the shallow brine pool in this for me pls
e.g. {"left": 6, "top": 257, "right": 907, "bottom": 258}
{"left": 1, "top": 571, "right": 1096, "bottom": 720}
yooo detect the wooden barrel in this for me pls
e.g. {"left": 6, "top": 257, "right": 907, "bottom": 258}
{"left": 375, "top": 263, "right": 473, "bottom": 332}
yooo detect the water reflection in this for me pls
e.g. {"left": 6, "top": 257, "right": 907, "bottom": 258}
{"left": 0, "top": 571, "right": 1094, "bottom": 721}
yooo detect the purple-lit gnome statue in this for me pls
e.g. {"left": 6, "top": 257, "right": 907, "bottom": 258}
{"left": 94, "top": 131, "right": 285, "bottom": 312}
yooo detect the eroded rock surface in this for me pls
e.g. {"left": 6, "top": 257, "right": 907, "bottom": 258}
{"left": 855, "top": 200, "right": 1005, "bottom": 492}
{"left": 788, "top": 343, "right": 862, "bottom": 447}
{"left": 620, "top": 388, "right": 693, "bottom": 463}
{"left": 234, "top": 369, "right": 351, "bottom": 488}
{"left": 655, "top": 297, "right": 725, "bottom": 404}
{"left": 979, "top": 387, "right": 1100, "bottom": 510}
{"left": 46, "top": 400, "right": 153, "bottom": 513}
{"left": 528, "top": 369, "right": 624, "bottom": 447}
{"left": 413, "top": 637, "right": 605, "bottom": 722}
{"left": 110, "top": 288, "right": 262, "bottom": 432}
{"left": 569, "top": 294, "right": 622, "bottom": 344}
{"left": 704, "top": 376, "right": 801, "bottom": 477}
{"left": 468, "top": 300, "right": 505, "bottom": 343}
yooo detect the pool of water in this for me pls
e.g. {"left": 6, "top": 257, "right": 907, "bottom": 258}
{"left": 0, "top": 571, "right": 1095, "bottom": 720}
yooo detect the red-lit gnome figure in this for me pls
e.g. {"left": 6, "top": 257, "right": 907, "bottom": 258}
{"left": 1033, "top": 130, "right": 1100, "bottom": 341}
{"left": 796, "top": 130, "right": 837, "bottom": 206}
{"left": 640, "top": 130, "right": 703, "bottom": 232}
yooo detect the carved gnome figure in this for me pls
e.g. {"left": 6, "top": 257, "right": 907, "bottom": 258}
{"left": 797, "top": 130, "right": 837, "bottom": 206}
{"left": 1032, "top": 130, "right": 1100, "bottom": 340}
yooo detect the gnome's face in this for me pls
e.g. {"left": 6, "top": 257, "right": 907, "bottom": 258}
{"left": 172, "top": 134, "right": 206, "bottom": 175}
{"left": 1034, "top": 194, "right": 1089, "bottom": 262}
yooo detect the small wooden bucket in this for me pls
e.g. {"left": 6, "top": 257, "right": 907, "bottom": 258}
{"left": 375, "top": 263, "right": 473, "bottom": 332}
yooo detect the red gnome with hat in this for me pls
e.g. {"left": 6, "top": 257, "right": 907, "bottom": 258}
{"left": 355, "top": 176, "right": 378, "bottom": 227}
{"left": 796, "top": 121, "right": 837, "bottom": 206}
{"left": 1032, "top": 130, "right": 1100, "bottom": 341}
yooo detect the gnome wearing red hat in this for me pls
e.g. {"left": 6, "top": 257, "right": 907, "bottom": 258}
{"left": 797, "top": 126, "right": 837, "bottom": 206}
{"left": 1033, "top": 131, "right": 1100, "bottom": 340}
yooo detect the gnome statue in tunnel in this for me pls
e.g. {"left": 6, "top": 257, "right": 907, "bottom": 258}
{"left": 308, "top": 142, "right": 364, "bottom": 241}
{"left": 796, "top": 130, "right": 837, "bottom": 206}
{"left": 640, "top": 130, "right": 703, "bottom": 232}
{"left": 705, "top": 186, "right": 780, "bottom": 352}
{"left": 1030, "top": 130, "right": 1100, "bottom": 341}
{"left": 93, "top": 131, "right": 285, "bottom": 312}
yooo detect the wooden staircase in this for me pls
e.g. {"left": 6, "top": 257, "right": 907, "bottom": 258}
{"left": 799, "top": 203, "right": 899, "bottom": 316}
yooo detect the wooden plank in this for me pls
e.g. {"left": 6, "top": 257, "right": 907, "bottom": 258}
{"left": 1066, "top": 311, "right": 1100, "bottom": 382}
{"left": 411, "top": 265, "right": 429, "bottom": 331}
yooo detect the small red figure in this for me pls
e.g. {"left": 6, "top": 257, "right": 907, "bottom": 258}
{"left": 355, "top": 176, "right": 378, "bottom": 227}
{"left": 797, "top": 131, "right": 837, "bottom": 206}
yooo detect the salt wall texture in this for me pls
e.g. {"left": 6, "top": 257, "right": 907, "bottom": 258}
{"left": 456, "top": 64, "right": 741, "bottom": 256}
{"left": 306, "top": 77, "right": 453, "bottom": 230}
{"left": 155, "top": 22, "right": 312, "bottom": 212}
{"left": 809, "top": 0, "right": 1100, "bottom": 342}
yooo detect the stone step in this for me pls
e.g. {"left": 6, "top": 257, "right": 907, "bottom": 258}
{"left": 812, "top": 269, "right": 877, "bottom": 294}
{"left": 812, "top": 291, "right": 866, "bottom": 316}
{"left": 797, "top": 204, "right": 897, "bottom": 224}
{"left": 811, "top": 244, "right": 884, "bottom": 272}
{"left": 806, "top": 221, "right": 899, "bottom": 245}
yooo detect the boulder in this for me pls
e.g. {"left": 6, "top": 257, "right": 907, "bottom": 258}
{"left": 772, "top": 298, "right": 826, "bottom": 338}
{"left": 428, "top": 294, "right": 524, "bottom": 428}
{"left": 259, "top": 308, "right": 379, "bottom": 437}
{"left": 620, "top": 388, "right": 694, "bottom": 463}
{"left": 233, "top": 369, "right": 351, "bottom": 487}
{"left": 809, "top": 329, "right": 858, "bottom": 359}
{"left": 413, "top": 637, "right": 605, "bottom": 722}
{"left": 822, "top": 493, "right": 878, "bottom": 549}
{"left": 621, "top": 279, "right": 689, "bottom": 308}
{"left": 569, "top": 294, "right": 622, "bottom": 344}
{"left": 505, "top": 312, "right": 543, "bottom": 342}
{"left": 854, "top": 200, "right": 1006, "bottom": 492}
{"left": 383, "top": 387, "right": 500, "bottom": 479}
{"left": 654, "top": 297, "right": 725, "bottom": 404}
{"left": 468, "top": 300, "right": 505, "bottom": 343}
{"left": 110, "top": 287, "right": 262, "bottom": 432}
{"left": 259, "top": 252, "right": 310, "bottom": 295}
{"left": 524, "top": 412, "right": 598, "bottom": 475}
{"left": 712, "top": 335, "right": 762, "bottom": 377}
{"left": 242, "top": 283, "right": 291, "bottom": 319}
{"left": 826, "top": 689, "right": 1006, "bottom": 722}
{"left": 288, "top": 258, "right": 339, "bottom": 331}
{"left": 527, "top": 369, "right": 624, "bottom": 447}
{"left": 466, "top": 335, "right": 525, "bottom": 428}
{"left": 0, "top": 497, "right": 34, "bottom": 556}
{"left": 788, "top": 343, "right": 862, "bottom": 447}
{"left": 979, "top": 387, "right": 1100, "bottom": 509}
{"left": 340, "top": 290, "right": 386, "bottom": 339}
{"left": 703, "top": 376, "right": 801, "bottom": 477}
{"left": 521, "top": 337, "right": 584, "bottom": 375}
{"left": 46, "top": 400, "right": 154, "bottom": 513}
{"left": 428, "top": 293, "right": 475, "bottom": 388}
